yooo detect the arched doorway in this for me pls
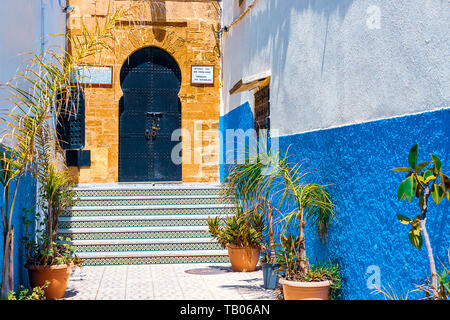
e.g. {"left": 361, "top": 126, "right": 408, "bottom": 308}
{"left": 119, "top": 46, "right": 182, "bottom": 182}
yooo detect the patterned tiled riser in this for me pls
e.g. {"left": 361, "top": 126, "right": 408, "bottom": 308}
{"left": 84, "top": 255, "right": 229, "bottom": 266}
{"left": 59, "top": 184, "right": 233, "bottom": 266}
{"left": 74, "top": 187, "right": 224, "bottom": 197}
{"left": 59, "top": 217, "right": 216, "bottom": 229}
{"left": 64, "top": 206, "right": 232, "bottom": 217}
{"left": 74, "top": 197, "right": 233, "bottom": 207}
{"left": 73, "top": 242, "right": 223, "bottom": 253}
{"left": 60, "top": 230, "right": 212, "bottom": 240}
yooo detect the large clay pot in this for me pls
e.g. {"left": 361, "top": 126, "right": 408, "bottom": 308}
{"left": 26, "top": 263, "right": 73, "bottom": 300}
{"left": 227, "top": 244, "right": 260, "bottom": 272}
{"left": 279, "top": 278, "right": 331, "bottom": 300}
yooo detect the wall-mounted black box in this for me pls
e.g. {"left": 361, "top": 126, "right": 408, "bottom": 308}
{"left": 66, "top": 149, "right": 91, "bottom": 167}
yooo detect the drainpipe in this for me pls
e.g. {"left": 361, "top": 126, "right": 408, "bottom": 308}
{"left": 40, "top": 0, "right": 47, "bottom": 55}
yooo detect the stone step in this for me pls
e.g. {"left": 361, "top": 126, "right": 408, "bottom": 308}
{"left": 58, "top": 214, "right": 222, "bottom": 229}
{"left": 76, "top": 250, "right": 229, "bottom": 266}
{"left": 73, "top": 183, "right": 225, "bottom": 198}
{"left": 69, "top": 238, "right": 223, "bottom": 253}
{"left": 66, "top": 183, "right": 233, "bottom": 266}
{"left": 59, "top": 226, "right": 212, "bottom": 241}
{"left": 73, "top": 195, "right": 233, "bottom": 207}
{"left": 64, "top": 203, "right": 235, "bottom": 217}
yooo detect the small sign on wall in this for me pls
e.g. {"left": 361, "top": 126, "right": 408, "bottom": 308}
{"left": 71, "top": 65, "right": 113, "bottom": 87}
{"left": 191, "top": 65, "right": 214, "bottom": 85}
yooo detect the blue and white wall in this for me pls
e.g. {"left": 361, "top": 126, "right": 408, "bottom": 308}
{"left": 220, "top": 0, "right": 449, "bottom": 299}
{"left": 0, "top": 0, "right": 65, "bottom": 289}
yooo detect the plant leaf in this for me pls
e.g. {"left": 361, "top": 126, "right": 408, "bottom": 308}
{"left": 391, "top": 167, "right": 413, "bottom": 173}
{"left": 408, "top": 144, "right": 419, "bottom": 169}
{"left": 440, "top": 173, "right": 450, "bottom": 193}
{"left": 396, "top": 214, "right": 412, "bottom": 225}
{"left": 414, "top": 161, "right": 431, "bottom": 174}
{"left": 431, "top": 184, "right": 444, "bottom": 205}
{"left": 408, "top": 228, "right": 423, "bottom": 250}
{"left": 397, "top": 180, "right": 405, "bottom": 201}
{"left": 403, "top": 175, "right": 416, "bottom": 203}
{"left": 431, "top": 154, "right": 441, "bottom": 173}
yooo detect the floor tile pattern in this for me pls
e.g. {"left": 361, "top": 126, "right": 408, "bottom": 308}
{"left": 64, "top": 263, "right": 277, "bottom": 300}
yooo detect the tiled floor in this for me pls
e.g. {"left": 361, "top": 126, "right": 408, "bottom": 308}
{"left": 64, "top": 263, "right": 278, "bottom": 300}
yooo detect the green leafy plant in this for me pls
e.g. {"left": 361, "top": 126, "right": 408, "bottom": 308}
{"left": 371, "top": 285, "right": 412, "bottom": 300}
{"left": 0, "top": 5, "right": 124, "bottom": 296}
{"left": 274, "top": 233, "right": 342, "bottom": 299}
{"left": 208, "top": 205, "right": 265, "bottom": 249}
{"left": 223, "top": 137, "right": 335, "bottom": 268}
{"left": 415, "top": 264, "right": 450, "bottom": 300}
{"left": 22, "top": 215, "right": 82, "bottom": 268}
{"left": 7, "top": 281, "right": 49, "bottom": 300}
{"left": 391, "top": 144, "right": 450, "bottom": 299}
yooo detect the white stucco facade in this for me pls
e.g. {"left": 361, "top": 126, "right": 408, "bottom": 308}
{"left": 0, "top": 0, "right": 65, "bottom": 135}
{"left": 221, "top": 0, "right": 449, "bottom": 136}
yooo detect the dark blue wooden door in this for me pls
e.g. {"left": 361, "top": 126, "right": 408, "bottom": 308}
{"left": 119, "top": 47, "right": 182, "bottom": 182}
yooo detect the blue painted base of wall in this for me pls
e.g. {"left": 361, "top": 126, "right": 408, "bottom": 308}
{"left": 0, "top": 171, "right": 36, "bottom": 292}
{"left": 220, "top": 105, "right": 450, "bottom": 299}
{"left": 219, "top": 102, "right": 255, "bottom": 181}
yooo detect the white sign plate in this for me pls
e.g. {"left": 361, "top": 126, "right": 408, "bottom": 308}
{"left": 71, "top": 65, "right": 113, "bottom": 86}
{"left": 191, "top": 65, "right": 214, "bottom": 84}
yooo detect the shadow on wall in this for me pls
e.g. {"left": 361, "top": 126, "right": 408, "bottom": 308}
{"left": 224, "top": 0, "right": 354, "bottom": 108}
{"left": 151, "top": 0, "right": 166, "bottom": 41}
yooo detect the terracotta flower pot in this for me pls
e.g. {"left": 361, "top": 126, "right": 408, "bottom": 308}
{"left": 279, "top": 278, "right": 331, "bottom": 300}
{"left": 26, "top": 263, "right": 73, "bottom": 300}
{"left": 227, "top": 244, "right": 260, "bottom": 272}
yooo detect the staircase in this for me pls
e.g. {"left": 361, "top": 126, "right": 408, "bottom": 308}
{"left": 58, "top": 183, "right": 233, "bottom": 266}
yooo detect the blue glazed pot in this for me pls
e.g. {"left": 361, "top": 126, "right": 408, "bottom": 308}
{"left": 262, "top": 262, "right": 280, "bottom": 290}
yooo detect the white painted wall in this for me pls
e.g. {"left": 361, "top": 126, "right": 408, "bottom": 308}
{"left": 221, "top": 0, "right": 450, "bottom": 136}
{"left": 0, "top": 0, "right": 65, "bottom": 136}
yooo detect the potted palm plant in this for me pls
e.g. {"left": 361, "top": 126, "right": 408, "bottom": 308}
{"left": 223, "top": 139, "right": 336, "bottom": 296}
{"left": 22, "top": 160, "right": 82, "bottom": 300}
{"left": 0, "top": 7, "right": 123, "bottom": 298}
{"left": 275, "top": 158, "right": 336, "bottom": 300}
{"left": 222, "top": 139, "right": 282, "bottom": 283}
{"left": 208, "top": 205, "right": 264, "bottom": 272}
{"left": 275, "top": 234, "right": 342, "bottom": 300}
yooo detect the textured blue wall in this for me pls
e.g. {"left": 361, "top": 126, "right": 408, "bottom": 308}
{"left": 219, "top": 102, "right": 255, "bottom": 181}
{"left": 220, "top": 105, "right": 450, "bottom": 299}
{"left": 0, "top": 167, "right": 36, "bottom": 291}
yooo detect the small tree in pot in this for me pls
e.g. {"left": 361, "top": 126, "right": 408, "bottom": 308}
{"left": 22, "top": 158, "right": 82, "bottom": 300}
{"left": 274, "top": 159, "right": 336, "bottom": 300}
{"left": 275, "top": 234, "right": 343, "bottom": 300}
{"left": 221, "top": 142, "right": 284, "bottom": 284}
{"left": 222, "top": 141, "right": 335, "bottom": 294}
{"left": 391, "top": 143, "right": 450, "bottom": 299}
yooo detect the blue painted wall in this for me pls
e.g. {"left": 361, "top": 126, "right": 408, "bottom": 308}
{"left": 220, "top": 104, "right": 450, "bottom": 299}
{"left": 0, "top": 168, "right": 36, "bottom": 291}
{"left": 219, "top": 102, "right": 255, "bottom": 181}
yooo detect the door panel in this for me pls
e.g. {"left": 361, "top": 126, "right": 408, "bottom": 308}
{"left": 119, "top": 47, "right": 182, "bottom": 182}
